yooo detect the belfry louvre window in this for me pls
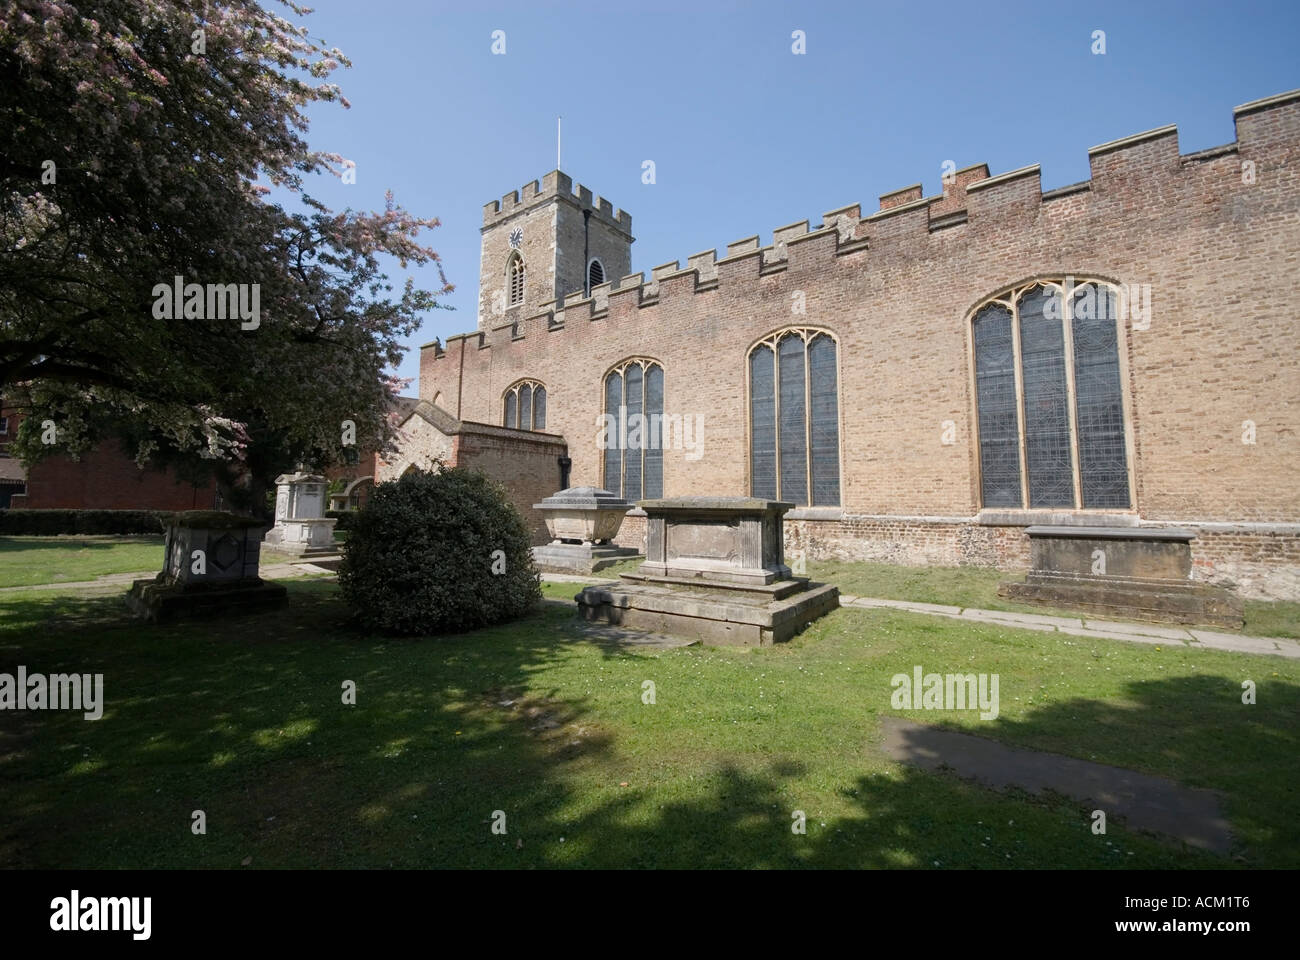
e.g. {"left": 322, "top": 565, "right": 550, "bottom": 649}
{"left": 503, "top": 380, "right": 546, "bottom": 431}
{"left": 602, "top": 359, "right": 663, "bottom": 501}
{"left": 748, "top": 328, "right": 840, "bottom": 507}
{"left": 971, "top": 280, "right": 1131, "bottom": 510}
{"left": 587, "top": 258, "right": 605, "bottom": 289}
{"left": 507, "top": 253, "right": 525, "bottom": 306}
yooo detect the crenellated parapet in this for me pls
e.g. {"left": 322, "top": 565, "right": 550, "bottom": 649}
{"left": 481, "top": 169, "right": 633, "bottom": 237}
{"left": 429, "top": 88, "right": 1300, "bottom": 363}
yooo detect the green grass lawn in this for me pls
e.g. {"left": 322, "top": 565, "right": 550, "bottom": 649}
{"left": 2, "top": 576, "right": 1297, "bottom": 869}
{"left": 0, "top": 535, "right": 329, "bottom": 588}
{"left": 0, "top": 536, "right": 165, "bottom": 588}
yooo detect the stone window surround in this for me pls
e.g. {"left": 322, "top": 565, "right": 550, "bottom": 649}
{"left": 507, "top": 250, "right": 525, "bottom": 306}
{"left": 745, "top": 325, "right": 844, "bottom": 508}
{"left": 602, "top": 357, "right": 665, "bottom": 502}
{"left": 967, "top": 277, "right": 1137, "bottom": 513}
{"left": 502, "top": 378, "right": 547, "bottom": 431}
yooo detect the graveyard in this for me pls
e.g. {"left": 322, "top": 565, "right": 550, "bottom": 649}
{"left": 2, "top": 1, "right": 1298, "bottom": 896}
{"left": 1, "top": 523, "right": 1298, "bottom": 870}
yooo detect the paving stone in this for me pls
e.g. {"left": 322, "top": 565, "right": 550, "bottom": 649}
{"left": 1188, "top": 630, "right": 1300, "bottom": 658}
{"left": 1057, "top": 625, "right": 1171, "bottom": 645}
{"left": 960, "top": 608, "right": 1083, "bottom": 629}
{"left": 846, "top": 597, "right": 962, "bottom": 616}
{"left": 1082, "top": 619, "right": 1193, "bottom": 641}
{"left": 880, "top": 716, "right": 1234, "bottom": 854}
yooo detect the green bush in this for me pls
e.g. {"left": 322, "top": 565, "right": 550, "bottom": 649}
{"left": 325, "top": 509, "right": 355, "bottom": 532}
{"left": 338, "top": 467, "right": 540, "bottom": 635}
{"left": 0, "top": 509, "right": 168, "bottom": 535}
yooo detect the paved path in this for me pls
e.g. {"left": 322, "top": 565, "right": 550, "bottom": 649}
{"left": 881, "top": 716, "right": 1234, "bottom": 854}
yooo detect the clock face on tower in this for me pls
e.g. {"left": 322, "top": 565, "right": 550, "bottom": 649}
{"left": 509, "top": 227, "right": 523, "bottom": 249}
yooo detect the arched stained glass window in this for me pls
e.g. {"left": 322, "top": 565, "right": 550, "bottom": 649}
{"left": 971, "top": 279, "right": 1131, "bottom": 510}
{"left": 502, "top": 380, "right": 546, "bottom": 430}
{"left": 747, "top": 329, "right": 840, "bottom": 507}
{"left": 602, "top": 358, "right": 663, "bottom": 501}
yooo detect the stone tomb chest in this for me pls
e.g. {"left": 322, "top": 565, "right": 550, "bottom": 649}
{"left": 998, "top": 525, "right": 1244, "bottom": 628}
{"left": 639, "top": 497, "right": 791, "bottom": 585}
{"left": 264, "top": 471, "right": 337, "bottom": 558}
{"left": 577, "top": 497, "right": 839, "bottom": 645}
{"left": 126, "top": 511, "right": 287, "bottom": 622}
{"left": 531, "top": 486, "right": 640, "bottom": 574}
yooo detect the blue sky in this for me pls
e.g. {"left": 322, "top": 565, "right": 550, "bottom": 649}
{"left": 288, "top": 0, "right": 1300, "bottom": 391}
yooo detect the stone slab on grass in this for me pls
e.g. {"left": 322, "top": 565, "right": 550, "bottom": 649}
{"left": 880, "top": 716, "right": 1233, "bottom": 855}
{"left": 541, "top": 601, "right": 698, "bottom": 650}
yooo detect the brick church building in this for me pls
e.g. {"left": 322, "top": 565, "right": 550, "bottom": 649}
{"left": 404, "top": 89, "right": 1300, "bottom": 601}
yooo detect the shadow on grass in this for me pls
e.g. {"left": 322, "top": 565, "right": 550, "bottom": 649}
{"left": 0, "top": 580, "right": 1296, "bottom": 868}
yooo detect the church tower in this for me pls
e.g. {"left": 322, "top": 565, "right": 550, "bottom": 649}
{"left": 477, "top": 170, "right": 634, "bottom": 328}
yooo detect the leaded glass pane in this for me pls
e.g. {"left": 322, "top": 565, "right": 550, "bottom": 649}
{"left": 808, "top": 335, "right": 840, "bottom": 506}
{"left": 624, "top": 364, "right": 643, "bottom": 500}
{"left": 778, "top": 334, "right": 808, "bottom": 506}
{"left": 1072, "top": 285, "right": 1130, "bottom": 508}
{"left": 643, "top": 365, "right": 664, "bottom": 499}
{"left": 533, "top": 386, "right": 546, "bottom": 430}
{"left": 504, "top": 391, "right": 517, "bottom": 429}
{"left": 518, "top": 384, "right": 532, "bottom": 432}
{"left": 973, "top": 303, "right": 1022, "bottom": 507}
{"left": 750, "top": 346, "right": 777, "bottom": 499}
{"left": 603, "top": 373, "right": 622, "bottom": 495}
{"left": 1018, "top": 286, "right": 1075, "bottom": 507}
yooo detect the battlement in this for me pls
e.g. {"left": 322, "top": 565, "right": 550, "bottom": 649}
{"left": 434, "top": 89, "right": 1300, "bottom": 362}
{"left": 481, "top": 169, "right": 633, "bottom": 235}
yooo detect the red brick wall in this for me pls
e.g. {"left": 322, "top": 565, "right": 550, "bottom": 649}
{"left": 14, "top": 441, "right": 216, "bottom": 511}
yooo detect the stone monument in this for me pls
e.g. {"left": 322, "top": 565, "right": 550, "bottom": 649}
{"left": 576, "top": 497, "right": 840, "bottom": 645}
{"left": 125, "top": 511, "right": 287, "bottom": 622}
{"left": 263, "top": 471, "right": 337, "bottom": 558}
{"left": 531, "top": 486, "right": 641, "bottom": 574}
{"left": 998, "top": 525, "right": 1244, "bottom": 628}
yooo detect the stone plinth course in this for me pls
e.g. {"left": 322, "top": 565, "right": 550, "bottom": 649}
{"left": 126, "top": 511, "right": 287, "bottom": 623}
{"left": 531, "top": 486, "right": 640, "bottom": 575}
{"left": 576, "top": 497, "right": 838, "bottom": 645}
{"left": 998, "top": 526, "right": 1244, "bottom": 628}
